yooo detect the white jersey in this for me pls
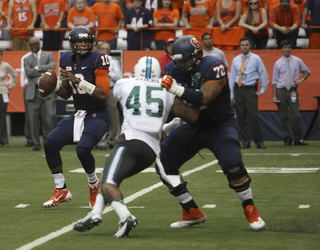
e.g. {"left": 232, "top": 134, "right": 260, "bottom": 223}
{"left": 113, "top": 77, "right": 175, "bottom": 156}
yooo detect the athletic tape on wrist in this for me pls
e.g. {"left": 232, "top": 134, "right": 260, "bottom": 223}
{"left": 53, "top": 82, "right": 61, "bottom": 92}
{"left": 169, "top": 84, "right": 185, "bottom": 97}
{"left": 78, "top": 79, "right": 96, "bottom": 95}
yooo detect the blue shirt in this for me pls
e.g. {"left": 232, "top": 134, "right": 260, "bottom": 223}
{"left": 272, "top": 55, "right": 310, "bottom": 88}
{"left": 229, "top": 52, "right": 269, "bottom": 99}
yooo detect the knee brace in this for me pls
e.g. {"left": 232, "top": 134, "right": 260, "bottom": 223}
{"left": 224, "top": 166, "right": 251, "bottom": 192}
{"left": 76, "top": 145, "right": 95, "bottom": 172}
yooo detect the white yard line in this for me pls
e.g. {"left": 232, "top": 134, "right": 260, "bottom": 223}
{"left": 16, "top": 160, "right": 218, "bottom": 250}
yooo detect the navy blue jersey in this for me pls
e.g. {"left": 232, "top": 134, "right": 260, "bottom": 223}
{"left": 60, "top": 51, "right": 110, "bottom": 111}
{"left": 165, "top": 56, "right": 234, "bottom": 129}
{"left": 124, "top": 7, "right": 152, "bottom": 50}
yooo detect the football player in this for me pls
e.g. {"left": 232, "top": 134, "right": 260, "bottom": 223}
{"left": 73, "top": 56, "right": 200, "bottom": 237}
{"left": 157, "top": 35, "right": 266, "bottom": 231}
{"left": 42, "top": 26, "right": 110, "bottom": 209}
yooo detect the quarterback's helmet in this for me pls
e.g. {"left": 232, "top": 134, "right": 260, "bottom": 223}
{"left": 171, "top": 35, "right": 203, "bottom": 77}
{"left": 69, "top": 26, "right": 94, "bottom": 56}
{"left": 133, "top": 56, "right": 161, "bottom": 79}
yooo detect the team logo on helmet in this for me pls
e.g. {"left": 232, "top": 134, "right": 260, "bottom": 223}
{"left": 78, "top": 33, "right": 89, "bottom": 38}
{"left": 190, "top": 37, "right": 201, "bottom": 53}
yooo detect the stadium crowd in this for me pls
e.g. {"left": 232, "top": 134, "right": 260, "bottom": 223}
{"left": 0, "top": 0, "right": 319, "bottom": 50}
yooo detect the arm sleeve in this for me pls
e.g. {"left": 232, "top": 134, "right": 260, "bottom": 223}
{"left": 95, "top": 68, "right": 110, "bottom": 96}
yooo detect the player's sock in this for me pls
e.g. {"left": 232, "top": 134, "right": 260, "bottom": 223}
{"left": 174, "top": 191, "right": 198, "bottom": 212}
{"left": 236, "top": 187, "right": 254, "bottom": 209}
{"left": 92, "top": 194, "right": 107, "bottom": 214}
{"left": 53, "top": 172, "right": 66, "bottom": 190}
{"left": 111, "top": 199, "right": 131, "bottom": 222}
{"left": 86, "top": 170, "right": 98, "bottom": 185}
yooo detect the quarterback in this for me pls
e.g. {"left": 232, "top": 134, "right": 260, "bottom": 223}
{"left": 42, "top": 26, "right": 110, "bottom": 209}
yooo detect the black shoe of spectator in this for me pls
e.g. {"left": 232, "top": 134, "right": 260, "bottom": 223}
{"left": 284, "top": 141, "right": 292, "bottom": 146}
{"left": 294, "top": 140, "right": 308, "bottom": 146}
{"left": 25, "top": 142, "right": 33, "bottom": 147}
{"left": 33, "top": 145, "right": 41, "bottom": 151}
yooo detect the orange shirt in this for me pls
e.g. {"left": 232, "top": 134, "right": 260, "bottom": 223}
{"left": 218, "top": 0, "right": 238, "bottom": 26}
{"left": 209, "top": 0, "right": 218, "bottom": 16}
{"left": 39, "top": 0, "right": 67, "bottom": 28}
{"left": 91, "top": 2, "right": 124, "bottom": 41}
{"left": 269, "top": 3, "right": 300, "bottom": 27}
{"left": 153, "top": 8, "right": 180, "bottom": 40}
{"left": 11, "top": 0, "right": 34, "bottom": 38}
{"left": 269, "top": 0, "right": 304, "bottom": 15}
{"left": 67, "top": 6, "right": 95, "bottom": 26}
{"left": 182, "top": 1, "right": 214, "bottom": 27}
{"left": 241, "top": 0, "right": 267, "bottom": 14}
{"left": 1, "top": 0, "right": 9, "bottom": 24}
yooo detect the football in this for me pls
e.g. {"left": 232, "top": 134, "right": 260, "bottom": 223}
{"left": 38, "top": 70, "right": 57, "bottom": 97}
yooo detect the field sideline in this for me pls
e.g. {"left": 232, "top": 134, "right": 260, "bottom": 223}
{"left": 1, "top": 141, "right": 319, "bottom": 250}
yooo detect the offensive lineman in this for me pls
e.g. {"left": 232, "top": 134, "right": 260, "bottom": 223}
{"left": 42, "top": 26, "right": 110, "bottom": 209}
{"left": 73, "top": 56, "right": 200, "bottom": 237}
{"left": 157, "top": 35, "right": 265, "bottom": 231}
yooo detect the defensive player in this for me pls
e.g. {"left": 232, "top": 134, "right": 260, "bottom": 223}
{"left": 158, "top": 35, "right": 266, "bottom": 231}
{"left": 73, "top": 56, "right": 200, "bottom": 237}
{"left": 42, "top": 26, "right": 110, "bottom": 209}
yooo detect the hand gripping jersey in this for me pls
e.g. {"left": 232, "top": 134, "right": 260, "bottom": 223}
{"left": 114, "top": 77, "right": 175, "bottom": 155}
{"left": 164, "top": 56, "right": 234, "bottom": 129}
{"left": 60, "top": 51, "right": 110, "bottom": 111}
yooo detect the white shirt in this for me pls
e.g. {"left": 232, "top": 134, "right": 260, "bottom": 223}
{"left": 113, "top": 77, "right": 175, "bottom": 156}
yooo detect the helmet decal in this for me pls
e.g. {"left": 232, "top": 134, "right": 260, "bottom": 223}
{"left": 190, "top": 37, "right": 201, "bottom": 53}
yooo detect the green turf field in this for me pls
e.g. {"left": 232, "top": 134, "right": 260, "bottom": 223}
{"left": 1, "top": 141, "right": 319, "bottom": 250}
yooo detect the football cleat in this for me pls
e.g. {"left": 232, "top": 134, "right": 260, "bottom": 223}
{"left": 43, "top": 188, "right": 73, "bottom": 208}
{"left": 73, "top": 212, "right": 102, "bottom": 232}
{"left": 244, "top": 205, "right": 265, "bottom": 231}
{"left": 170, "top": 208, "right": 207, "bottom": 228}
{"left": 89, "top": 182, "right": 99, "bottom": 209}
{"left": 113, "top": 215, "right": 138, "bottom": 238}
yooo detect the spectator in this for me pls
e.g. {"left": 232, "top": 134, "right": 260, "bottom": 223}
{"left": 23, "top": 36, "right": 57, "bottom": 151}
{"left": 241, "top": 0, "right": 268, "bottom": 14}
{"left": 181, "top": 0, "right": 215, "bottom": 41}
{"left": 239, "top": 0, "right": 268, "bottom": 49}
{"left": 215, "top": 0, "right": 242, "bottom": 50}
{"left": 124, "top": 0, "right": 153, "bottom": 50}
{"left": 302, "top": 0, "right": 320, "bottom": 49}
{"left": 202, "top": 32, "right": 228, "bottom": 66}
{"left": 0, "top": 50, "right": 17, "bottom": 147}
{"left": 67, "top": 0, "right": 96, "bottom": 31}
{"left": 5, "top": 0, "right": 37, "bottom": 51}
{"left": 39, "top": 0, "right": 67, "bottom": 51}
{"left": 272, "top": 39, "right": 310, "bottom": 146}
{"left": 0, "top": 0, "right": 10, "bottom": 41}
{"left": 158, "top": 37, "right": 175, "bottom": 75}
{"left": 153, "top": 0, "right": 180, "bottom": 50}
{"left": 96, "top": 42, "right": 121, "bottom": 150}
{"left": 91, "top": 0, "right": 124, "bottom": 50}
{"left": 91, "top": 38, "right": 99, "bottom": 51}
{"left": 269, "top": 0, "right": 300, "bottom": 49}
{"left": 229, "top": 37, "right": 269, "bottom": 149}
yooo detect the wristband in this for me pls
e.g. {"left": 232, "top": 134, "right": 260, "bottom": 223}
{"left": 168, "top": 84, "right": 185, "bottom": 97}
{"left": 78, "top": 79, "right": 96, "bottom": 95}
{"left": 257, "top": 27, "right": 260, "bottom": 31}
{"left": 226, "top": 23, "right": 230, "bottom": 28}
{"left": 163, "top": 24, "right": 165, "bottom": 28}
{"left": 56, "top": 22, "right": 61, "bottom": 26}
{"left": 300, "top": 78, "right": 304, "bottom": 82}
{"left": 53, "top": 82, "right": 61, "bottom": 92}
